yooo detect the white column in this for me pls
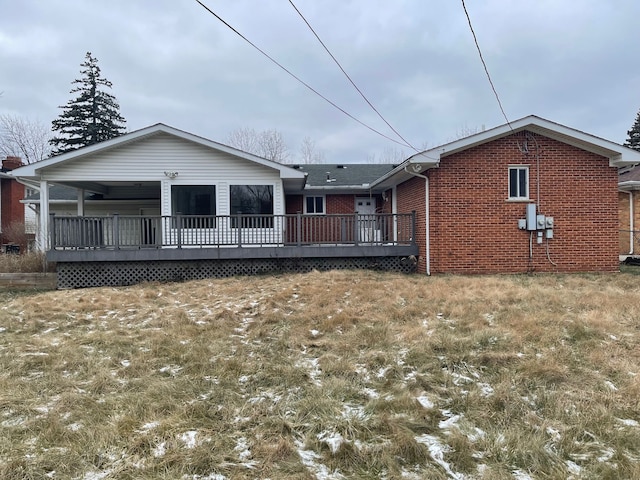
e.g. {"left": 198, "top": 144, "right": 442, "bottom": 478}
{"left": 77, "top": 188, "right": 85, "bottom": 216}
{"left": 39, "top": 180, "right": 50, "bottom": 251}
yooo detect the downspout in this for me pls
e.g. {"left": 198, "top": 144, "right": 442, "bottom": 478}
{"left": 404, "top": 166, "right": 430, "bottom": 275}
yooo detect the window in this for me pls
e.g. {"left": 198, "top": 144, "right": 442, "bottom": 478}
{"left": 171, "top": 185, "right": 216, "bottom": 227}
{"left": 304, "top": 195, "right": 325, "bottom": 214}
{"left": 230, "top": 185, "right": 274, "bottom": 227}
{"left": 508, "top": 166, "right": 528, "bottom": 199}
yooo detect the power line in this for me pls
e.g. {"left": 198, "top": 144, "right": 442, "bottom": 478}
{"left": 194, "top": 0, "right": 411, "bottom": 148}
{"left": 287, "top": 0, "right": 420, "bottom": 152}
{"left": 460, "top": 0, "right": 512, "bottom": 131}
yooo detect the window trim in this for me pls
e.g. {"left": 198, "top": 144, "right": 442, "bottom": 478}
{"left": 304, "top": 195, "right": 326, "bottom": 215}
{"left": 508, "top": 165, "right": 529, "bottom": 200}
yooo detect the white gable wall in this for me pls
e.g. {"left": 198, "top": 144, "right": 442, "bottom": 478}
{"left": 41, "top": 133, "right": 285, "bottom": 217}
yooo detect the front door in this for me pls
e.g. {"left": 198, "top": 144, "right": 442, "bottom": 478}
{"left": 355, "top": 197, "right": 378, "bottom": 242}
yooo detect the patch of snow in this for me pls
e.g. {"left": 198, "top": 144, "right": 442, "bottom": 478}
{"left": 139, "top": 421, "right": 160, "bottom": 432}
{"left": 512, "top": 469, "right": 534, "bottom": 480}
{"left": 616, "top": 418, "right": 639, "bottom": 427}
{"left": 182, "top": 475, "right": 227, "bottom": 480}
{"left": 238, "top": 375, "right": 250, "bottom": 384}
{"left": 416, "top": 395, "right": 434, "bottom": 409}
{"left": 317, "top": 431, "right": 344, "bottom": 454}
{"left": 415, "top": 434, "right": 464, "bottom": 480}
{"left": 152, "top": 442, "right": 167, "bottom": 458}
{"left": 546, "top": 427, "right": 561, "bottom": 442}
{"left": 68, "top": 422, "right": 82, "bottom": 431}
{"left": 159, "top": 365, "right": 183, "bottom": 376}
{"left": 295, "top": 440, "right": 345, "bottom": 479}
{"left": 439, "top": 410, "right": 462, "bottom": 431}
{"left": 362, "top": 387, "right": 379, "bottom": 399}
{"left": 296, "top": 351, "right": 322, "bottom": 386}
{"left": 81, "top": 470, "right": 113, "bottom": 480}
{"left": 180, "top": 430, "right": 198, "bottom": 449}
{"left": 477, "top": 382, "right": 494, "bottom": 397}
{"left": 604, "top": 381, "right": 618, "bottom": 391}
{"left": 342, "top": 404, "right": 367, "bottom": 420}
{"left": 310, "top": 329, "right": 320, "bottom": 337}
{"left": 234, "top": 436, "right": 252, "bottom": 461}
{"left": 566, "top": 460, "right": 582, "bottom": 476}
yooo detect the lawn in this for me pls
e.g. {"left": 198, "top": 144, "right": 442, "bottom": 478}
{"left": 0, "top": 270, "right": 639, "bottom": 479}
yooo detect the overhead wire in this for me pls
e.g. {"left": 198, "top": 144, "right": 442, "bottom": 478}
{"left": 460, "top": 0, "right": 513, "bottom": 131}
{"left": 194, "top": 0, "right": 412, "bottom": 149}
{"left": 287, "top": 0, "right": 420, "bottom": 153}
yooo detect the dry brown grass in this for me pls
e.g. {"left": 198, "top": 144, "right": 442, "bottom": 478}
{"left": 0, "top": 250, "right": 54, "bottom": 273}
{"left": 1, "top": 270, "right": 639, "bottom": 479}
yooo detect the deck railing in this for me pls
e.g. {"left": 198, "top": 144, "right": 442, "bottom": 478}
{"left": 49, "top": 212, "right": 417, "bottom": 250}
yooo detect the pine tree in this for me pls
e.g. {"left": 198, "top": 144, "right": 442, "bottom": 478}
{"left": 50, "top": 52, "right": 126, "bottom": 155}
{"left": 624, "top": 110, "right": 640, "bottom": 151}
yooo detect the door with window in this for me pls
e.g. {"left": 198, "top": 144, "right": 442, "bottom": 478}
{"left": 355, "top": 197, "right": 378, "bottom": 242}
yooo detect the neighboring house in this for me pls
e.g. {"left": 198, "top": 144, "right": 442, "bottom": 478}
{"left": 10, "top": 116, "right": 640, "bottom": 288}
{"left": 618, "top": 165, "right": 640, "bottom": 258}
{"left": 0, "top": 156, "right": 29, "bottom": 252}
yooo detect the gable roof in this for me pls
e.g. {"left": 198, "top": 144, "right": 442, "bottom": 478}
{"left": 411, "top": 115, "right": 640, "bottom": 167}
{"left": 11, "top": 123, "right": 307, "bottom": 183}
{"left": 372, "top": 115, "right": 640, "bottom": 190}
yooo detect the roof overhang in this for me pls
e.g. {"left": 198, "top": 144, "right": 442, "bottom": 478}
{"left": 10, "top": 123, "right": 307, "bottom": 190}
{"left": 372, "top": 115, "right": 640, "bottom": 190}
{"left": 415, "top": 115, "right": 640, "bottom": 167}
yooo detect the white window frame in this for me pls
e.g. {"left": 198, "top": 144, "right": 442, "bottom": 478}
{"left": 508, "top": 166, "right": 529, "bottom": 200}
{"left": 304, "top": 195, "right": 326, "bottom": 215}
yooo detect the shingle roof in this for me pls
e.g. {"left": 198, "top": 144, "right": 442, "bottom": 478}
{"left": 293, "top": 164, "right": 397, "bottom": 187}
{"left": 619, "top": 165, "right": 640, "bottom": 183}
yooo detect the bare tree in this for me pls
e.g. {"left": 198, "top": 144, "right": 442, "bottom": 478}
{"left": 367, "top": 146, "right": 407, "bottom": 164}
{"left": 226, "top": 127, "right": 289, "bottom": 163}
{"left": 259, "top": 129, "right": 289, "bottom": 163}
{"left": 0, "top": 114, "right": 52, "bottom": 163}
{"left": 298, "top": 136, "right": 325, "bottom": 164}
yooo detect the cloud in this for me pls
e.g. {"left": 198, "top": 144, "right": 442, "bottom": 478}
{"left": 1, "top": 0, "right": 639, "bottom": 163}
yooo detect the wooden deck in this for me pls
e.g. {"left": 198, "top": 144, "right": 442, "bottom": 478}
{"left": 47, "top": 213, "right": 418, "bottom": 262}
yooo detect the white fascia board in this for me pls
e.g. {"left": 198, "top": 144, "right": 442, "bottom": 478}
{"left": 11, "top": 123, "right": 306, "bottom": 181}
{"left": 408, "top": 115, "right": 640, "bottom": 167}
{"left": 618, "top": 181, "right": 640, "bottom": 190}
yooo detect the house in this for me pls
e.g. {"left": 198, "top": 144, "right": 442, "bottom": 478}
{"left": 11, "top": 116, "right": 640, "bottom": 288}
{"left": 618, "top": 165, "right": 640, "bottom": 258}
{"left": 0, "top": 156, "right": 29, "bottom": 252}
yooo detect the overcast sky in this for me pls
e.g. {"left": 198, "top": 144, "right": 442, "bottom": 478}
{"left": 1, "top": 0, "right": 639, "bottom": 163}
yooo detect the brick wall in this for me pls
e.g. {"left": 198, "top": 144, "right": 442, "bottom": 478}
{"left": 399, "top": 132, "right": 620, "bottom": 274}
{"left": 397, "top": 177, "right": 426, "bottom": 272}
{"left": 1, "top": 157, "right": 26, "bottom": 248}
{"left": 435, "top": 132, "right": 618, "bottom": 273}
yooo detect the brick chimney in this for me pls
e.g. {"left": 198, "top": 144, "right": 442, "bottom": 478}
{"left": 2, "top": 156, "right": 23, "bottom": 171}
{"left": 0, "top": 156, "right": 26, "bottom": 249}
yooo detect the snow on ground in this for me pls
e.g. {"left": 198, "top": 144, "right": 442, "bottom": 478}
{"left": 5, "top": 296, "right": 636, "bottom": 480}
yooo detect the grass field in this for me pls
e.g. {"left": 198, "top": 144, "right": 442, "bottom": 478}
{"left": 1, "top": 270, "right": 639, "bottom": 479}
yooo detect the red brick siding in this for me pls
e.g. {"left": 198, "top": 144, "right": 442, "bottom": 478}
{"left": 397, "top": 177, "right": 426, "bottom": 272}
{"left": 0, "top": 177, "right": 26, "bottom": 245}
{"left": 422, "top": 132, "right": 619, "bottom": 273}
{"left": 284, "top": 194, "right": 384, "bottom": 243}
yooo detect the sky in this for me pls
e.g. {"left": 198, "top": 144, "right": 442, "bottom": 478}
{"left": 1, "top": 0, "right": 640, "bottom": 164}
